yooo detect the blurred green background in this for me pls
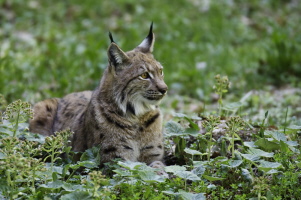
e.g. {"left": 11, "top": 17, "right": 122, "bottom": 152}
{"left": 1, "top": 0, "right": 301, "bottom": 104}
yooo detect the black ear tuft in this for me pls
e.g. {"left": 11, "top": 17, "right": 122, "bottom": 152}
{"left": 109, "top": 32, "right": 115, "bottom": 43}
{"left": 147, "top": 22, "right": 154, "bottom": 41}
{"left": 136, "top": 22, "right": 156, "bottom": 53}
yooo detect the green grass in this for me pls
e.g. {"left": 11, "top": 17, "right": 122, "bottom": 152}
{"left": 1, "top": 0, "right": 301, "bottom": 199}
{"left": 1, "top": 0, "right": 301, "bottom": 102}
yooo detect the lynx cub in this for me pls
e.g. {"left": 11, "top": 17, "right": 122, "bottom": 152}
{"left": 29, "top": 24, "right": 168, "bottom": 169}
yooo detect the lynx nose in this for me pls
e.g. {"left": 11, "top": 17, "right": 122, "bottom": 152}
{"left": 158, "top": 84, "right": 168, "bottom": 95}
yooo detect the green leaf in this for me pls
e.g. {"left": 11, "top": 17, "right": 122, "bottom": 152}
{"left": 254, "top": 138, "right": 280, "bottom": 151}
{"left": 80, "top": 146, "right": 100, "bottom": 164}
{"left": 0, "top": 152, "right": 6, "bottom": 159}
{"left": 228, "top": 160, "right": 243, "bottom": 168}
{"left": 138, "top": 170, "right": 165, "bottom": 182}
{"left": 185, "top": 128, "right": 200, "bottom": 136}
{"left": 53, "top": 166, "right": 64, "bottom": 174}
{"left": 241, "top": 154, "right": 260, "bottom": 161}
{"left": 192, "top": 165, "right": 206, "bottom": 177}
{"left": 258, "top": 160, "right": 282, "bottom": 172}
{"left": 52, "top": 172, "right": 58, "bottom": 181}
{"left": 113, "top": 168, "right": 132, "bottom": 176}
{"left": 285, "top": 141, "right": 299, "bottom": 147}
{"left": 0, "top": 127, "right": 11, "bottom": 136}
{"left": 175, "top": 171, "right": 201, "bottom": 181}
{"left": 280, "top": 140, "right": 289, "bottom": 152}
{"left": 193, "top": 160, "right": 208, "bottom": 166}
{"left": 212, "top": 156, "right": 229, "bottom": 163}
{"left": 258, "top": 167, "right": 275, "bottom": 173}
{"left": 264, "top": 110, "right": 269, "bottom": 118}
{"left": 224, "top": 136, "right": 241, "bottom": 142}
{"left": 165, "top": 165, "right": 186, "bottom": 173}
{"left": 184, "top": 148, "right": 203, "bottom": 156}
{"left": 163, "top": 190, "right": 179, "bottom": 196}
{"left": 40, "top": 180, "right": 64, "bottom": 189}
{"left": 117, "top": 161, "right": 144, "bottom": 170}
{"left": 173, "top": 113, "right": 187, "bottom": 118}
{"left": 241, "top": 168, "right": 253, "bottom": 183}
{"left": 287, "top": 125, "right": 301, "bottom": 130}
{"left": 62, "top": 183, "right": 84, "bottom": 192}
{"left": 223, "top": 102, "right": 243, "bottom": 111}
{"left": 60, "top": 191, "right": 92, "bottom": 200}
{"left": 184, "top": 117, "right": 200, "bottom": 131}
{"left": 175, "top": 137, "right": 187, "bottom": 158}
{"left": 163, "top": 190, "right": 205, "bottom": 200}
{"left": 259, "top": 160, "right": 282, "bottom": 169}
{"left": 207, "top": 184, "right": 216, "bottom": 189}
{"left": 265, "top": 130, "right": 287, "bottom": 141}
{"left": 118, "top": 161, "right": 145, "bottom": 170}
{"left": 190, "top": 115, "right": 202, "bottom": 120}
{"left": 266, "top": 169, "right": 279, "bottom": 174}
{"left": 71, "top": 161, "right": 97, "bottom": 169}
{"left": 170, "top": 114, "right": 201, "bottom": 131}
{"left": 24, "top": 132, "right": 46, "bottom": 144}
{"left": 203, "top": 175, "right": 225, "bottom": 181}
{"left": 178, "top": 190, "right": 206, "bottom": 200}
{"left": 165, "top": 120, "right": 185, "bottom": 136}
{"left": 234, "top": 152, "right": 242, "bottom": 160}
{"left": 247, "top": 148, "right": 274, "bottom": 158}
{"left": 243, "top": 141, "right": 257, "bottom": 148}
{"left": 288, "top": 146, "right": 299, "bottom": 153}
{"left": 45, "top": 164, "right": 64, "bottom": 174}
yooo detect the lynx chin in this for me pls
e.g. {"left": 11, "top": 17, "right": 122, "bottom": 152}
{"left": 29, "top": 23, "right": 168, "bottom": 170}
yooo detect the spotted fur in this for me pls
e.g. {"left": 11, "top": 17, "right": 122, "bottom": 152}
{"left": 29, "top": 24, "right": 168, "bottom": 167}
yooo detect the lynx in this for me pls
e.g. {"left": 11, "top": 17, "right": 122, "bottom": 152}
{"left": 29, "top": 24, "right": 168, "bottom": 169}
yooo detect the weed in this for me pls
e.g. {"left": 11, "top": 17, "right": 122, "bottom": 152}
{"left": 2, "top": 99, "right": 33, "bottom": 137}
{"left": 0, "top": 137, "right": 45, "bottom": 198}
{"left": 203, "top": 115, "right": 220, "bottom": 161}
{"left": 226, "top": 116, "right": 246, "bottom": 158}
{"left": 41, "top": 130, "right": 73, "bottom": 173}
{"left": 213, "top": 74, "right": 230, "bottom": 115}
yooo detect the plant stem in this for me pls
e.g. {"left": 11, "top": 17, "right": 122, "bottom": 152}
{"left": 13, "top": 106, "right": 20, "bottom": 137}
{"left": 6, "top": 170, "right": 12, "bottom": 187}
{"left": 259, "top": 111, "right": 268, "bottom": 137}
{"left": 283, "top": 106, "right": 288, "bottom": 134}
{"left": 51, "top": 149, "right": 55, "bottom": 172}
{"left": 66, "top": 169, "right": 77, "bottom": 182}
{"left": 230, "top": 126, "right": 236, "bottom": 158}
{"left": 207, "top": 131, "right": 212, "bottom": 161}
{"left": 218, "top": 95, "right": 223, "bottom": 116}
{"left": 258, "top": 191, "right": 261, "bottom": 200}
{"left": 231, "top": 131, "right": 235, "bottom": 158}
{"left": 31, "top": 170, "right": 36, "bottom": 194}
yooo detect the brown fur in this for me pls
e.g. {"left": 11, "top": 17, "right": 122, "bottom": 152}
{"left": 29, "top": 25, "right": 168, "bottom": 167}
{"left": 29, "top": 98, "right": 59, "bottom": 136}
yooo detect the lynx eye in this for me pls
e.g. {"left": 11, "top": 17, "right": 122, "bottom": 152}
{"left": 159, "top": 68, "right": 163, "bottom": 76}
{"left": 140, "top": 72, "right": 150, "bottom": 79}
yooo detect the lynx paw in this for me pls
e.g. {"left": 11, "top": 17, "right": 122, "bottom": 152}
{"left": 149, "top": 161, "right": 168, "bottom": 178}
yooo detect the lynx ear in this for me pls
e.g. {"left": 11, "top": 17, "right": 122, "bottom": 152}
{"left": 107, "top": 32, "right": 129, "bottom": 70}
{"left": 136, "top": 22, "right": 155, "bottom": 53}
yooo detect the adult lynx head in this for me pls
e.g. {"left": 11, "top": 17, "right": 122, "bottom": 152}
{"left": 99, "top": 23, "right": 168, "bottom": 116}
